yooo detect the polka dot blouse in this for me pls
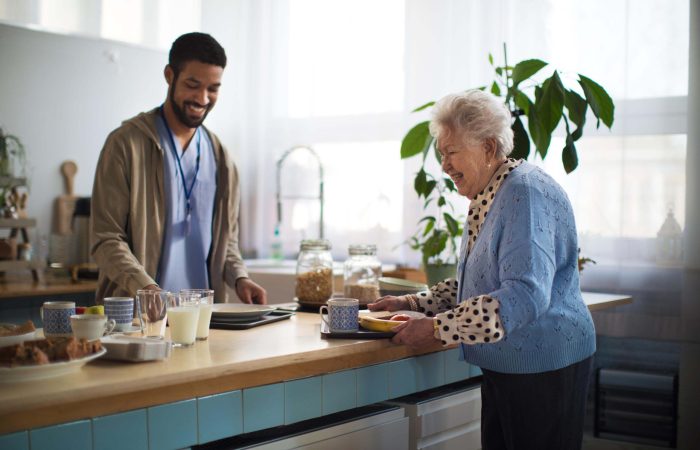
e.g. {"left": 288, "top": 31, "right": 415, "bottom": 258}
{"left": 410, "top": 158, "right": 523, "bottom": 346}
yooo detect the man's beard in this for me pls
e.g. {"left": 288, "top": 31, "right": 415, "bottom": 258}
{"left": 169, "top": 82, "right": 212, "bottom": 128}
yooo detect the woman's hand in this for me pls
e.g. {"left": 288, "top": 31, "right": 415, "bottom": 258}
{"left": 391, "top": 317, "right": 439, "bottom": 349}
{"left": 367, "top": 296, "right": 410, "bottom": 312}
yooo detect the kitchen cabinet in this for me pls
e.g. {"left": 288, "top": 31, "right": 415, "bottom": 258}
{"left": 388, "top": 379, "right": 482, "bottom": 450}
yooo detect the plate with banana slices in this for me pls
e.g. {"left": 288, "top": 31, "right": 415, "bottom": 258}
{"left": 358, "top": 310, "right": 425, "bottom": 333}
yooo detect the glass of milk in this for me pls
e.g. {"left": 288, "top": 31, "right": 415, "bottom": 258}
{"left": 166, "top": 293, "right": 200, "bottom": 347}
{"left": 181, "top": 289, "right": 214, "bottom": 340}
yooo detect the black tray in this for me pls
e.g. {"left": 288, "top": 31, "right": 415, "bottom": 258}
{"left": 210, "top": 310, "right": 294, "bottom": 330}
{"left": 319, "top": 320, "right": 394, "bottom": 339}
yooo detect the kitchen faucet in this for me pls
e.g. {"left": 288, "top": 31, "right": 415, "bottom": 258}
{"left": 275, "top": 145, "right": 324, "bottom": 239}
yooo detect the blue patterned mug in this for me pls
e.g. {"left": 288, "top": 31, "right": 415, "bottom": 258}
{"left": 320, "top": 298, "right": 359, "bottom": 332}
{"left": 40, "top": 301, "right": 76, "bottom": 337}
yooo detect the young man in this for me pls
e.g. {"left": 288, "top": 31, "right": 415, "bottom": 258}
{"left": 90, "top": 32, "right": 266, "bottom": 304}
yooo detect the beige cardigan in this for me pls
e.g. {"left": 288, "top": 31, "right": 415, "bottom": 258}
{"left": 90, "top": 108, "right": 248, "bottom": 303}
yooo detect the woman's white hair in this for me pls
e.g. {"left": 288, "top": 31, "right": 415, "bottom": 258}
{"left": 429, "top": 90, "right": 514, "bottom": 158}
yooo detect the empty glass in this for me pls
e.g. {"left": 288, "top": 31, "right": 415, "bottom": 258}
{"left": 136, "top": 289, "right": 169, "bottom": 339}
{"left": 181, "top": 289, "right": 214, "bottom": 340}
{"left": 166, "top": 292, "right": 199, "bottom": 347}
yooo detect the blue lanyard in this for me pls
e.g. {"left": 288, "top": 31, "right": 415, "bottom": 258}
{"left": 160, "top": 106, "right": 201, "bottom": 230}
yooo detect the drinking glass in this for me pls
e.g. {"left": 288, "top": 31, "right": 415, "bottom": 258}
{"left": 181, "top": 289, "right": 214, "bottom": 340}
{"left": 136, "top": 289, "right": 169, "bottom": 339}
{"left": 166, "top": 292, "right": 199, "bottom": 347}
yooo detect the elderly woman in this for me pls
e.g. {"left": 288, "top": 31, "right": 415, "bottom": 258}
{"left": 369, "top": 90, "right": 596, "bottom": 450}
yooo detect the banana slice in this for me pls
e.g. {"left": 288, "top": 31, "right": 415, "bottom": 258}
{"left": 359, "top": 316, "right": 405, "bottom": 333}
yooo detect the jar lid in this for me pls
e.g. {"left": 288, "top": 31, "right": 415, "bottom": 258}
{"left": 348, "top": 244, "right": 377, "bottom": 256}
{"left": 300, "top": 239, "right": 332, "bottom": 251}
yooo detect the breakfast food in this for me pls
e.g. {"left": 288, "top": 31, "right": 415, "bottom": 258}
{"left": 389, "top": 314, "right": 411, "bottom": 321}
{"left": 0, "top": 321, "right": 36, "bottom": 337}
{"left": 296, "top": 267, "right": 333, "bottom": 304}
{"left": 359, "top": 315, "right": 407, "bottom": 332}
{"left": 0, "top": 337, "right": 102, "bottom": 367}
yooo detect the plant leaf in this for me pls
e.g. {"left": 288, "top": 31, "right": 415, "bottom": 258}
{"left": 488, "top": 53, "right": 494, "bottom": 65}
{"left": 414, "top": 168, "right": 427, "bottom": 197}
{"left": 490, "top": 81, "right": 501, "bottom": 96}
{"left": 495, "top": 67, "right": 503, "bottom": 76}
{"left": 443, "top": 213, "right": 459, "bottom": 236}
{"left": 564, "top": 89, "right": 587, "bottom": 141}
{"left": 401, "top": 121, "right": 432, "bottom": 159}
{"left": 536, "top": 71, "right": 565, "bottom": 133}
{"left": 424, "top": 180, "right": 437, "bottom": 198}
{"left": 443, "top": 178, "right": 456, "bottom": 192}
{"left": 422, "top": 230, "right": 448, "bottom": 265}
{"left": 437, "top": 196, "right": 446, "bottom": 207}
{"left": 511, "top": 116, "right": 530, "bottom": 160}
{"left": 527, "top": 107, "right": 551, "bottom": 159}
{"left": 422, "top": 220, "right": 435, "bottom": 237}
{"left": 578, "top": 75, "right": 615, "bottom": 128}
{"left": 562, "top": 136, "right": 579, "bottom": 173}
{"left": 514, "top": 91, "right": 532, "bottom": 115}
{"left": 511, "top": 59, "right": 548, "bottom": 87}
{"left": 412, "top": 101, "right": 435, "bottom": 113}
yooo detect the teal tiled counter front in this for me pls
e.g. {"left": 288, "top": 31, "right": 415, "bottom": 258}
{"left": 0, "top": 349, "right": 474, "bottom": 450}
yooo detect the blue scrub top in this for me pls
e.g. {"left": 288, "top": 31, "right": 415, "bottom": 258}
{"left": 155, "top": 114, "right": 217, "bottom": 292}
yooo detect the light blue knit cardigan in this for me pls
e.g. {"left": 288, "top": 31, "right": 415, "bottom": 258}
{"left": 458, "top": 162, "right": 595, "bottom": 374}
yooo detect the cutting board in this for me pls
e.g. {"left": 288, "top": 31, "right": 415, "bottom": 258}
{"left": 53, "top": 161, "right": 78, "bottom": 235}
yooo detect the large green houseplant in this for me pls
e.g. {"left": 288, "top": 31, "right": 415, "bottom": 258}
{"left": 401, "top": 46, "right": 615, "bottom": 282}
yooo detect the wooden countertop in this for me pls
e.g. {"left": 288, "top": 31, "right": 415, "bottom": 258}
{"left": 0, "top": 291, "right": 631, "bottom": 434}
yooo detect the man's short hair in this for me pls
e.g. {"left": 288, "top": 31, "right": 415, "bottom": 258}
{"left": 169, "top": 32, "right": 227, "bottom": 75}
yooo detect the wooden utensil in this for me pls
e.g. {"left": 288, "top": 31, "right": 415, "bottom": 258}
{"left": 53, "top": 161, "right": 78, "bottom": 235}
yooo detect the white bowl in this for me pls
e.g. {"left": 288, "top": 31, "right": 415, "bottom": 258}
{"left": 0, "top": 325, "right": 37, "bottom": 348}
{"left": 378, "top": 277, "right": 428, "bottom": 296}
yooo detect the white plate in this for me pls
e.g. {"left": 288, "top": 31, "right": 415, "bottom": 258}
{"left": 359, "top": 310, "right": 426, "bottom": 320}
{"left": 211, "top": 303, "right": 275, "bottom": 319}
{"left": 0, "top": 328, "right": 37, "bottom": 348}
{"left": 0, "top": 348, "right": 107, "bottom": 383}
{"left": 110, "top": 325, "right": 142, "bottom": 334}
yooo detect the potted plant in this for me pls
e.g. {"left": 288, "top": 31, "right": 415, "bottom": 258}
{"left": 401, "top": 45, "right": 615, "bottom": 280}
{"left": 406, "top": 165, "right": 462, "bottom": 286}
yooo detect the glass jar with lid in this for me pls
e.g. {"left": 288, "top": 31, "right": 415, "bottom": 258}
{"left": 343, "top": 244, "right": 381, "bottom": 304}
{"left": 295, "top": 239, "right": 334, "bottom": 304}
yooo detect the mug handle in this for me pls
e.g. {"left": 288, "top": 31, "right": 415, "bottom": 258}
{"left": 319, "top": 305, "right": 330, "bottom": 328}
{"left": 104, "top": 319, "right": 116, "bottom": 335}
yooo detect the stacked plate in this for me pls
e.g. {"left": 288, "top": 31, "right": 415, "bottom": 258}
{"left": 210, "top": 304, "right": 276, "bottom": 323}
{"left": 378, "top": 277, "right": 429, "bottom": 297}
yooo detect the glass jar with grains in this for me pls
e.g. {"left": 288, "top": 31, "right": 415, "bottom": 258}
{"left": 343, "top": 244, "right": 381, "bottom": 304}
{"left": 295, "top": 239, "right": 334, "bottom": 304}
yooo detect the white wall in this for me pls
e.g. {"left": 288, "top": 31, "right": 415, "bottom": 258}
{"left": 0, "top": 21, "right": 247, "bottom": 256}
{"left": 0, "top": 23, "right": 166, "bottom": 242}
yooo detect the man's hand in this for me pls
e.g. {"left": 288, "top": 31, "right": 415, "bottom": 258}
{"left": 391, "top": 317, "right": 439, "bottom": 349}
{"left": 143, "top": 284, "right": 160, "bottom": 291}
{"left": 235, "top": 278, "right": 267, "bottom": 304}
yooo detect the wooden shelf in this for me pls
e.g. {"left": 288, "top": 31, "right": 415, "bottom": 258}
{"left": 0, "top": 218, "right": 36, "bottom": 228}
